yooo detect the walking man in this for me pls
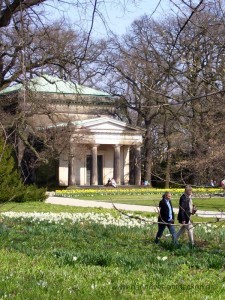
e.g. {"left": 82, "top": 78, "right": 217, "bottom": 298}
{"left": 177, "top": 185, "right": 196, "bottom": 245}
{"left": 155, "top": 192, "right": 177, "bottom": 244}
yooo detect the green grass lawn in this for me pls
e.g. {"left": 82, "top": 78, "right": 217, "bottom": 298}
{"left": 1, "top": 204, "right": 225, "bottom": 299}
{"left": 76, "top": 194, "right": 225, "bottom": 211}
{"left": 0, "top": 201, "right": 112, "bottom": 214}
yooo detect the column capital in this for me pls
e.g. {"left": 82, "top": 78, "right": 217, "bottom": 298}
{"left": 91, "top": 144, "right": 100, "bottom": 148}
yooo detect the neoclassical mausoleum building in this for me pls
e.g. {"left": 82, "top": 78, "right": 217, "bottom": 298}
{"left": 0, "top": 75, "right": 144, "bottom": 186}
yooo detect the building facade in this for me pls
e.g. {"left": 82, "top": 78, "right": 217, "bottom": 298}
{"left": 0, "top": 75, "right": 144, "bottom": 186}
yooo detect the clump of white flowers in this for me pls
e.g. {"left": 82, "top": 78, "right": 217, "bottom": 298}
{"left": 201, "top": 223, "right": 213, "bottom": 233}
{"left": 157, "top": 256, "right": 168, "bottom": 261}
{"left": 1, "top": 212, "right": 157, "bottom": 228}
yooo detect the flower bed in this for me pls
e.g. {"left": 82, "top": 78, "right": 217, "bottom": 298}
{"left": 55, "top": 187, "right": 223, "bottom": 198}
{"left": 1, "top": 211, "right": 157, "bottom": 228}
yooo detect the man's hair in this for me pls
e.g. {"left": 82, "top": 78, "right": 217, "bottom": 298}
{"left": 185, "top": 185, "right": 192, "bottom": 191}
{"left": 164, "top": 191, "right": 171, "bottom": 198}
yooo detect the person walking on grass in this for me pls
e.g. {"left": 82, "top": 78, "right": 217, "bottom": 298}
{"left": 176, "top": 185, "right": 197, "bottom": 246}
{"left": 155, "top": 192, "right": 177, "bottom": 244}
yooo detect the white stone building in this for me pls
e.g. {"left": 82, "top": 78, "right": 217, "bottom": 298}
{"left": 0, "top": 75, "right": 144, "bottom": 186}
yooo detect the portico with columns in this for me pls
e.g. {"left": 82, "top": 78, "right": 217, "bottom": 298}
{"left": 0, "top": 75, "right": 145, "bottom": 186}
{"left": 58, "top": 117, "right": 144, "bottom": 186}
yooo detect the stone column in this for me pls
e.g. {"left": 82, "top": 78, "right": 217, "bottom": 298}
{"left": 134, "top": 146, "right": 141, "bottom": 186}
{"left": 59, "top": 154, "right": 69, "bottom": 186}
{"left": 123, "top": 146, "right": 130, "bottom": 185}
{"left": 114, "top": 144, "right": 121, "bottom": 185}
{"left": 91, "top": 145, "right": 98, "bottom": 185}
{"left": 68, "top": 155, "right": 76, "bottom": 186}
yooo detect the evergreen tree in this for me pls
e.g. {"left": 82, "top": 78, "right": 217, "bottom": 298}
{"left": 0, "top": 138, "right": 25, "bottom": 202}
{"left": 0, "top": 137, "right": 46, "bottom": 202}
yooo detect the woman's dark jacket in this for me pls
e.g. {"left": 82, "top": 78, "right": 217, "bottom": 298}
{"left": 158, "top": 198, "right": 174, "bottom": 223}
{"left": 177, "top": 193, "right": 191, "bottom": 223}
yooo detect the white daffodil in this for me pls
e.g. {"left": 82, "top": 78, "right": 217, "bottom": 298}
{"left": 1, "top": 211, "right": 156, "bottom": 229}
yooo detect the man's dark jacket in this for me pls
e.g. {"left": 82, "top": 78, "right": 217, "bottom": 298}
{"left": 177, "top": 193, "right": 191, "bottom": 224}
{"left": 158, "top": 198, "right": 174, "bottom": 223}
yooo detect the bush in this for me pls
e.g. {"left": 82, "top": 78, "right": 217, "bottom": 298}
{"left": 17, "top": 185, "right": 47, "bottom": 202}
{"left": 0, "top": 137, "right": 46, "bottom": 203}
{"left": 0, "top": 138, "right": 25, "bottom": 202}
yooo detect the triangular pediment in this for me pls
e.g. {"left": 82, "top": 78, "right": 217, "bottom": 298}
{"left": 69, "top": 116, "right": 144, "bottom": 145}
{"left": 75, "top": 117, "right": 144, "bottom": 132}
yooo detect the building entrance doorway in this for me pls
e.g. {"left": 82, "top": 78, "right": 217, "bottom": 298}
{"left": 86, "top": 155, "right": 103, "bottom": 185}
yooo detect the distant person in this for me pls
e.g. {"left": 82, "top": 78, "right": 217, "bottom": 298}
{"left": 221, "top": 179, "right": 225, "bottom": 188}
{"left": 111, "top": 178, "right": 117, "bottom": 188}
{"left": 176, "top": 186, "right": 197, "bottom": 246}
{"left": 106, "top": 178, "right": 112, "bottom": 186}
{"left": 210, "top": 179, "right": 215, "bottom": 187}
{"left": 155, "top": 192, "right": 177, "bottom": 244}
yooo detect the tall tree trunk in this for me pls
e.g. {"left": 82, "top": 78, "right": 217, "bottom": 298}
{"left": 165, "top": 140, "right": 172, "bottom": 188}
{"left": 143, "top": 125, "right": 152, "bottom": 187}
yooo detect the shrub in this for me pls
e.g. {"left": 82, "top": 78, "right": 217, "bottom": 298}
{"left": 0, "top": 137, "right": 46, "bottom": 203}
{"left": 0, "top": 138, "right": 25, "bottom": 202}
{"left": 18, "top": 185, "right": 47, "bottom": 202}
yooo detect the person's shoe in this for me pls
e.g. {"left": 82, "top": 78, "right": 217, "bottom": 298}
{"left": 154, "top": 238, "right": 159, "bottom": 244}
